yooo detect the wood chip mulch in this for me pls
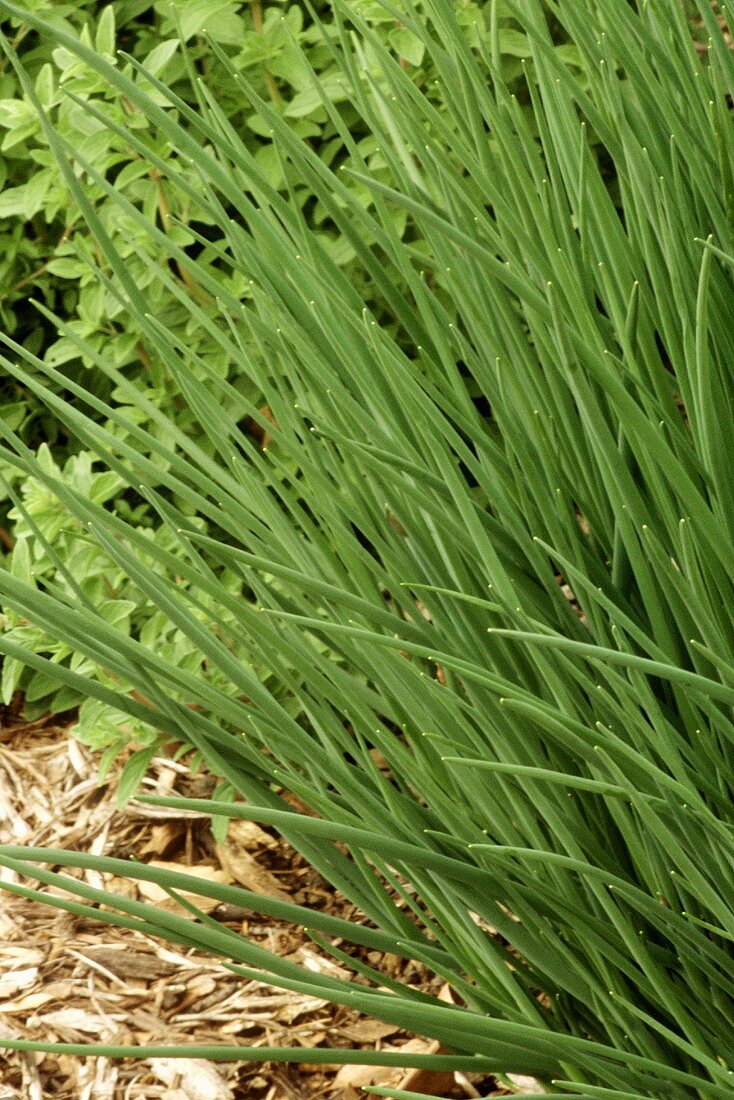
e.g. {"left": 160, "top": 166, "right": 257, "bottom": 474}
{"left": 0, "top": 706, "right": 542, "bottom": 1100}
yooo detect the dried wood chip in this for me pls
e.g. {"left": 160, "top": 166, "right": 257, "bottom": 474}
{"left": 0, "top": 989, "right": 56, "bottom": 1013}
{"left": 76, "top": 946, "right": 178, "bottom": 980}
{"left": 277, "top": 994, "right": 329, "bottom": 1024}
{"left": 0, "top": 966, "right": 37, "bottom": 997}
{"left": 398, "top": 1065, "right": 456, "bottom": 1095}
{"left": 215, "top": 842, "right": 291, "bottom": 901}
{"left": 137, "top": 821, "right": 186, "bottom": 858}
{"left": 137, "top": 861, "right": 228, "bottom": 914}
{"left": 505, "top": 1074, "right": 545, "bottom": 1094}
{"left": 147, "top": 1057, "right": 235, "bottom": 1100}
{"left": 227, "top": 818, "right": 280, "bottom": 850}
{"left": 31, "top": 1008, "right": 115, "bottom": 1037}
{"left": 398, "top": 1039, "right": 455, "bottom": 1095}
{"left": 338, "top": 1018, "right": 400, "bottom": 1042}
{"left": 332, "top": 1062, "right": 399, "bottom": 1088}
{"left": 297, "top": 949, "right": 352, "bottom": 981}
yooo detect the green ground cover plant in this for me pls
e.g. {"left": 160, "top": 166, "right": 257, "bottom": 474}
{"left": 1, "top": 0, "right": 733, "bottom": 1095}
{"left": 0, "top": 0, "right": 550, "bottom": 726}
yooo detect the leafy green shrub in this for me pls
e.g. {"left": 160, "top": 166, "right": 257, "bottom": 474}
{"left": 0, "top": 0, "right": 543, "bottom": 405}
{"left": 2, "top": 0, "right": 734, "bottom": 1095}
{"left": 0, "top": 0, "right": 564, "bottom": 723}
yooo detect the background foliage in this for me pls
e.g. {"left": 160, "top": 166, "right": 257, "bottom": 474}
{"left": 0, "top": 0, "right": 575, "bottom": 734}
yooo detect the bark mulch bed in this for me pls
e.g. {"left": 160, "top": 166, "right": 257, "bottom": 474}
{"left": 0, "top": 706, "right": 542, "bottom": 1100}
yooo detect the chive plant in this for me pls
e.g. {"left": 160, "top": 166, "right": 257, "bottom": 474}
{"left": 1, "top": 0, "right": 734, "bottom": 1095}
